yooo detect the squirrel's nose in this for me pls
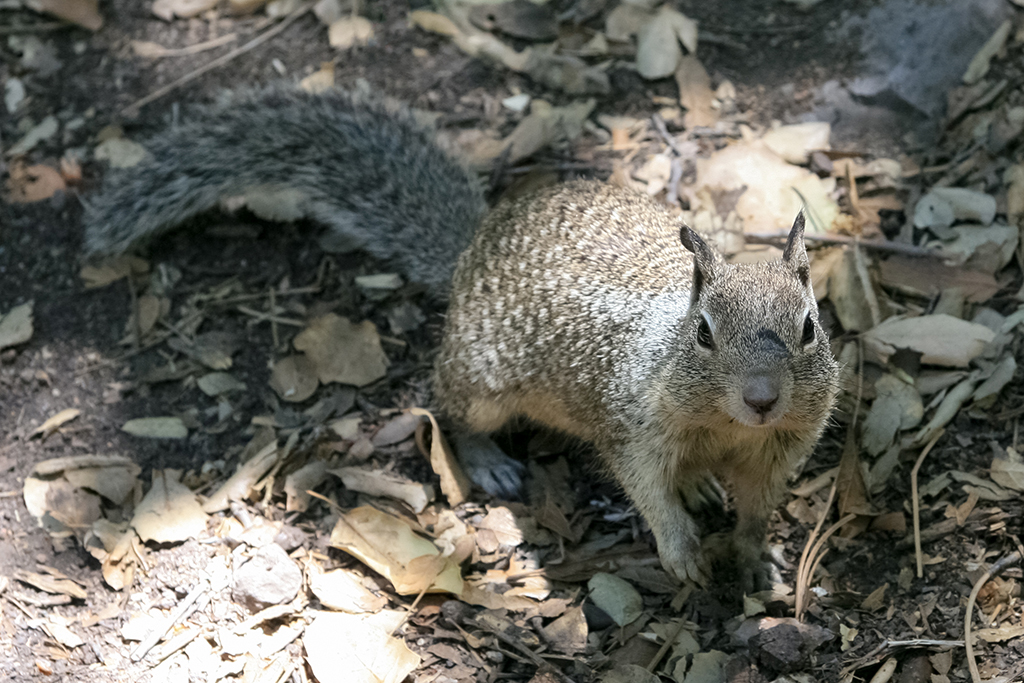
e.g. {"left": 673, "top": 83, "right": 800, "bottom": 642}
{"left": 743, "top": 376, "right": 779, "bottom": 416}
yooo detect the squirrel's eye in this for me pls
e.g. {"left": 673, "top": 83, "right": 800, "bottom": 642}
{"left": 801, "top": 313, "right": 815, "bottom": 346}
{"left": 697, "top": 317, "right": 714, "bottom": 350}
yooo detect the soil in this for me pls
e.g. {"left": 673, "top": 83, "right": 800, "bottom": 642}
{"left": 2, "top": 0, "right": 1023, "bottom": 681}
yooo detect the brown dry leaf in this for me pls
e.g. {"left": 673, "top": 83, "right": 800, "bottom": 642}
{"left": 299, "top": 62, "right": 336, "bottom": 93}
{"left": 294, "top": 314, "right": 389, "bottom": 387}
{"left": 476, "top": 506, "right": 525, "bottom": 548}
{"left": 974, "top": 624, "right": 1024, "bottom": 643}
{"left": 31, "top": 409, "right": 80, "bottom": 441}
{"left": 877, "top": 256, "right": 1000, "bottom": 303}
{"left": 860, "top": 583, "right": 888, "bottom": 612}
{"left": 202, "top": 439, "right": 280, "bottom": 513}
{"left": 864, "top": 314, "right": 995, "bottom": 367}
{"left": 5, "top": 162, "right": 66, "bottom": 203}
{"left": 408, "top": 9, "right": 461, "bottom": 37}
{"left": 167, "top": 331, "right": 241, "bottom": 370}
{"left": 100, "top": 531, "right": 138, "bottom": 590}
{"left": 329, "top": 505, "right": 463, "bottom": 595}
{"left": 331, "top": 467, "right": 435, "bottom": 513}
{"left": 14, "top": 569, "right": 88, "bottom": 600}
{"left": 269, "top": 355, "right": 319, "bottom": 403}
{"left": 328, "top": 16, "right": 374, "bottom": 50}
{"left": 59, "top": 155, "right": 82, "bottom": 183}
{"left": 79, "top": 255, "right": 151, "bottom": 289}
{"left": 411, "top": 407, "right": 472, "bottom": 506}
{"left": 25, "top": 0, "right": 102, "bottom": 28}
{"left": 304, "top": 610, "right": 420, "bottom": 683}
{"left": 283, "top": 459, "right": 330, "bottom": 513}
{"left": 543, "top": 606, "right": 588, "bottom": 654}
{"left": 308, "top": 568, "right": 388, "bottom": 613}
{"left": 131, "top": 470, "right": 208, "bottom": 543}
{"left": 991, "top": 446, "right": 1024, "bottom": 491}
{"left": 861, "top": 374, "right": 923, "bottom": 456}
{"left": 151, "top": 0, "right": 216, "bottom": 19}
{"left": 675, "top": 55, "right": 716, "bottom": 128}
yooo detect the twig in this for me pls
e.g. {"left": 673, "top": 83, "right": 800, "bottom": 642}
{"left": 0, "top": 21, "right": 70, "bottom": 35}
{"left": 122, "top": 0, "right": 316, "bottom": 114}
{"left": 646, "top": 618, "right": 688, "bottom": 672}
{"left": 745, "top": 232, "right": 941, "bottom": 258}
{"left": 131, "top": 581, "right": 210, "bottom": 662}
{"left": 137, "top": 33, "right": 238, "bottom": 58}
{"left": 911, "top": 430, "right": 945, "bottom": 578}
{"left": 965, "top": 551, "right": 1022, "bottom": 683}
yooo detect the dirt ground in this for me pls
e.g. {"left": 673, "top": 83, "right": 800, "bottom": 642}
{"left": 2, "top": 0, "right": 1024, "bottom": 681}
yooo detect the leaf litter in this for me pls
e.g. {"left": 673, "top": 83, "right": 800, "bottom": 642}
{"left": 8, "top": 0, "right": 1024, "bottom": 681}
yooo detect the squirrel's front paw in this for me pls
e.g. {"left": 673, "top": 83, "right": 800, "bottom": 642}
{"left": 658, "top": 536, "right": 711, "bottom": 586}
{"left": 734, "top": 541, "right": 779, "bottom": 594}
{"left": 678, "top": 474, "right": 726, "bottom": 513}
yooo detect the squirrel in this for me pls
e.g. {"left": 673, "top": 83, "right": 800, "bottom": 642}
{"left": 83, "top": 87, "right": 840, "bottom": 590}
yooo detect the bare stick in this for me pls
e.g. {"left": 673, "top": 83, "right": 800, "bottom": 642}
{"left": 123, "top": 0, "right": 316, "bottom": 115}
{"left": 965, "top": 551, "right": 1021, "bottom": 683}
{"left": 745, "top": 232, "right": 941, "bottom": 258}
{"left": 912, "top": 430, "right": 944, "bottom": 578}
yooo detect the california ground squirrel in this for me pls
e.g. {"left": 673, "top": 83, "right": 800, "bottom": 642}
{"left": 84, "top": 87, "right": 840, "bottom": 589}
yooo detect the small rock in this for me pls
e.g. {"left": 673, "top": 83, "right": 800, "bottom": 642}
{"left": 748, "top": 623, "right": 807, "bottom": 674}
{"left": 232, "top": 543, "right": 302, "bottom": 612}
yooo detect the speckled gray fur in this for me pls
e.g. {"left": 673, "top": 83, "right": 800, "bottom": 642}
{"left": 82, "top": 88, "right": 486, "bottom": 293}
{"left": 82, "top": 88, "right": 840, "bottom": 590}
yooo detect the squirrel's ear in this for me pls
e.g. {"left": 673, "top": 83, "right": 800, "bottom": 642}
{"left": 680, "top": 226, "right": 716, "bottom": 296}
{"left": 782, "top": 212, "right": 810, "bottom": 287}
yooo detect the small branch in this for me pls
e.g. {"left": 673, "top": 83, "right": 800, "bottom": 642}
{"left": 965, "top": 551, "right": 1022, "bottom": 683}
{"left": 745, "top": 232, "right": 942, "bottom": 258}
{"left": 912, "top": 430, "right": 944, "bottom": 578}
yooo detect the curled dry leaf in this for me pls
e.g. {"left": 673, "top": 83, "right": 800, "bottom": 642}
{"left": 410, "top": 407, "right": 472, "bottom": 506}
{"left": 331, "top": 467, "right": 435, "bottom": 513}
{"left": 636, "top": 6, "right": 697, "bottom": 80}
{"left": 329, "top": 505, "right": 463, "bottom": 595}
{"left": 202, "top": 439, "right": 280, "bottom": 513}
{"left": 284, "top": 459, "right": 330, "bottom": 513}
{"left": 31, "top": 408, "right": 81, "bottom": 440}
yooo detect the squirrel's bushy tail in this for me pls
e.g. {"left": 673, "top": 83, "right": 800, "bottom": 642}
{"left": 83, "top": 87, "right": 487, "bottom": 292}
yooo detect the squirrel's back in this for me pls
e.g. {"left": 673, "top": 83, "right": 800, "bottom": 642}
{"left": 83, "top": 88, "right": 487, "bottom": 292}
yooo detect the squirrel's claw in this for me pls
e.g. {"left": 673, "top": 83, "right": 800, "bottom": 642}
{"left": 679, "top": 475, "right": 726, "bottom": 513}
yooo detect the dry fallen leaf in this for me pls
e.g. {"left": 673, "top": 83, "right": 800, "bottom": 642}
{"left": 0, "top": 301, "right": 34, "bottom": 350}
{"left": 131, "top": 470, "right": 208, "bottom": 543}
{"left": 31, "top": 408, "right": 81, "bottom": 440}
{"left": 864, "top": 314, "right": 995, "bottom": 367}
{"left": 304, "top": 610, "right": 420, "bottom": 683}
{"left": 332, "top": 467, "right": 435, "bottom": 513}
{"left": 5, "top": 162, "right": 66, "bottom": 203}
{"left": 269, "top": 355, "right": 320, "bottom": 402}
{"left": 587, "top": 573, "right": 643, "bottom": 627}
{"left": 24, "top": 0, "right": 102, "bottom": 29}
{"left": 329, "top": 16, "right": 374, "bottom": 49}
{"left": 294, "top": 314, "right": 389, "bottom": 387}
{"left": 330, "top": 506, "right": 463, "bottom": 595}
{"left": 121, "top": 416, "right": 189, "bottom": 439}
{"left": 79, "top": 255, "right": 151, "bottom": 289}
{"left": 309, "top": 568, "right": 388, "bottom": 613}
{"left": 411, "top": 407, "right": 472, "bottom": 506}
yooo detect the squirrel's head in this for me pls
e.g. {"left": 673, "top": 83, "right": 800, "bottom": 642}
{"left": 673, "top": 213, "right": 839, "bottom": 431}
